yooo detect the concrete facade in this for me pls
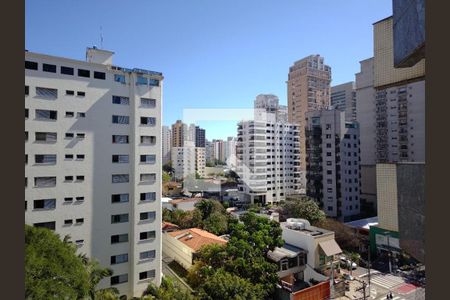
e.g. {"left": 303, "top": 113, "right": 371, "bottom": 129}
{"left": 331, "top": 81, "right": 356, "bottom": 122}
{"left": 237, "top": 95, "right": 302, "bottom": 204}
{"left": 287, "top": 55, "right": 332, "bottom": 190}
{"left": 171, "top": 141, "right": 196, "bottom": 181}
{"left": 25, "top": 48, "right": 162, "bottom": 298}
{"left": 305, "top": 109, "right": 361, "bottom": 221}
{"left": 162, "top": 125, "right": 171, "bottom": 165}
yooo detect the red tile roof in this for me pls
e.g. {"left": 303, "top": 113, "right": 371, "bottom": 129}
{"left": 168, "top": 228, "right": 227, "bottom": 251}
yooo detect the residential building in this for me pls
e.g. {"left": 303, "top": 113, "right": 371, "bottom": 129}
{"left": 186, "top": 123, "right": 196, "bottom": 143}
{"left": 267, "top": 218, "right": 341, "bottom": 299}
{"left": 162, "top": 228, "right": 227, "bottom": 270}
{"left": 287, "top": 55, "right": 332, "bottom": 190}
{"left": 163, "top": 198, "right": 200, "bottom": 212}
{"left": 171, "top": 141, "right": 196, "bottom": 180}
{"left": 355, "top": 58, "right": 377, "bottom": 215}
{"left": 205, "top": 139, "right": 215, "bottom": 164}
{"left": 171, "top": 120, "right": 185, "bottom": 147}
{"left": 370, "top": 163, "right": 425, "bottom": 263}
{"left": 331, "top": 81, "right": 356, "bottom": 121}
{"left": 195, "top": 126, "right": 206, "bottom": 147}
{"left": 305, "top": 109, "right": 361, "bottom": 221}
{"left": 212, "top": 139, "right": 225, "bottom": 163}
{"left": 162, "top": 126, "right": 171, "bottom": 165}
{"left": 25, "top": 47, "right": 162, "bottom": 298}
{"left": 195, "top": 147, "right": 206, "bottom": 177}
{"left": 225, "top": 136, "right": 237, "bottom": 168}
{"left": 356, "top": 17, "right": 425, "bottom": 216}
{"left": 237, "top": 94, "right": 302, "bottom": 205}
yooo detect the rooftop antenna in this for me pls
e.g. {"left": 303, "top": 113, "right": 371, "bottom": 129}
{"left": 100, "top": 26, "right": 104, "bottom": 49}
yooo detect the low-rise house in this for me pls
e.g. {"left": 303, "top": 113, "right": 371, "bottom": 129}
{"left": 162, "top": 228, "right": 227, "bottom": 270}
{"left": 268, "top": 218, "right": 343, "bottom": 299}
{"left": 169, "top": 198, "right": 200, "bottom": 211}
{"left": 162, "top": 221, "right": 180, "bottom": 233}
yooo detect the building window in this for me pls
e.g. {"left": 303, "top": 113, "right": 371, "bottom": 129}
{"left": 140, "top": 192, "right": 156, "bottom": 202}
{"left": 111, "top": 194, "right": 129, "bottom": 203}
{"left": 76, "top": 133, "right": 85, "bottom": 139}
{"left": 327, "top": 206, "right": 333, "bottom": 211}
{"left": 112, "top": 155, "right": 129, "bottom": 163}
{"left": 139, "top": 231, "right": 156, "bottom": 241}
{"left": 76, "top": 176, "right": 85, "bottom": 181}
{"left": 112, "top": 95, "right": 130, "bottom": 105}
{"left": 140, "top": 173, "right": 156, "bottom": 183}
{"left": 25, "top": 108, "right": 29, "bottom": 119}
{"left": 326, "top": 152, "right": 332, "bottom": 157}
{"left": 136, "top": 76, "right": 148, "bottom": 85}
{"left": 139, "top": 250, "right": 156, "bottom": 260}
{"left": 326, "top": 161, "right": 332, "bottom": 166}
{"left": 77, "top": 91, "right": 85, "bottom": 97}
{"left": 149, "top": 79, "right": 159, "bottom": 86}
{"left": 110, "top": 274, "right": 128, "bottom": 285}
{"left": 65, "top": 176, "right": 73, "bottom": 181}
{"left": 112, "top": 115, "right": 129, "bottom": 124}
{"left": 35, "top": 154, "right": 57, "bottom": 165}
{"left": 33, "top": 198, "right": 56, "bottom": 209}
{"left": 140, "top": 211, "right": 156, "bottom": 221}
{"left": 36, "top": 87, "right": 58, "bottom": 99}
{"left": 139, "top": 270, "right": 156, "bottom": 280}
{"left": 43, "top": 63, "right": 57, "bottom": 73}
{"left": 111, "top": 214, "right": 129, "bottom": 224}
{"left": 111, "top": 234, "right": 128, "bottom": 244}
{"left": 76, "top": 196, "right": 84, "bottom": 202}
{"left": 76, "top": 154, "right": 85, "bottom": 160}
{"left": 111, "top": 254, "right": 128, "bottom": 265}
{"left": 65, "top": 133, "right": 74, "bottom": 138}
{"left": 140, "top": 117, "right": 156, "bottom": 126}
{"left": 141, "top": 98, "right": 156, "bottom": 107}
{"left": 326, "top": 124, "right": 331, "bottom": 130}
{"left": 25, "top": 61, "right": 38, "bottom": 70}
{"left": 61, "top": 66, "right": 74, "bottom": 75}
{"left": 114, "top": 74, "right": 126, "bottom": 84}
{"left": 34, "top": 176, "right": 56, "bottom": 187}
{"left": 140, "top": 155, "right": 156, "bottom": 164}
{"left": 25, "top": 86, "right": 29, "bottom": 96}
{"left": 64, "top": 219, "right": 73, "bottom": 225}
{"left": 34, "top": 132, "right": 57, "bottom": 143}
{"left": 94, "top": 71, "right": 106, "bottom": 80}
{"left": 35, "top": 109, "right": 57, "bottom": 120}
{"left": 77, "top": 112, "right": 86, "bottom": 118}
{"left": 34, "top": 221, "right": 55, "bottom": 230}
{"left": 75, "top": 218, "right": 84, "bottom": 224}
{"left": 78, "top": 69, "right": 90, "bottom": 78}
{"left": 326, "top": 143, "right": 332, "bottom": 148}
{"left": 66, "top": 90, "right": 75, "bottom": 96}
{"left": 64, "top": 197, "right": 73, "bottom": 202}
{"left": 140, "top": 136, "right": 156, "bottom": 145}
{"left": 65, "top": 111, "right": 74, "bottom": 117}
{"left": 112, "top": 135, "right": 129, "bottom": 144}
{"left": 112, "top": 174, "right": 129, "bottom": 183}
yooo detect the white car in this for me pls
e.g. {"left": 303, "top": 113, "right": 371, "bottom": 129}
{"left": 340, "top": 256, "right": 358, "bottom": 270}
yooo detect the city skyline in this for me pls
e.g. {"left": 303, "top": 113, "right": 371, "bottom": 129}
{"left": 26, "top": 0, "right": 392, "bottom": 139}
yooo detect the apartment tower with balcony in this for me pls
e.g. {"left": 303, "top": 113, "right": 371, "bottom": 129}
{"left": 305, "top": 109, "right": 361, "bottom": 221}
{"left": 25, "top": 47, "right": 162, "bottom": 298}
{"left": 237, "top": 94, "right": 302, "bottom": 205}
{"left": 287, "top": 55, "right": 332, "bottom": 191}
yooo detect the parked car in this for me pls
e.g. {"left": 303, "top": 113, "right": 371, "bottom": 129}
{"left": 340, "top": 256, "right": 357, "bottom": 270}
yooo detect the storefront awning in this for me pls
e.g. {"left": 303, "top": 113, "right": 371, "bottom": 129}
{"left": 319, "top": 239, "right": 342, "bottom": 256}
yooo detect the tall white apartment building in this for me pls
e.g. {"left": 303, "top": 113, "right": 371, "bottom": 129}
{"left": 162, "top": 126, "right": 171, "bottom": 165}
{"left": 195, "top": 147, "right": 206, "bottom": 177}
{"left": 25, "top": 47, "right": 162, "bottom": 298}
{"left": 305, "top": 109, "right": 361, "bottom": 221}
{"left": 225, "top": 136, "right": 237, "bottom": 168}
{"left": 331, "top": 81, "right": 357, "bottom": 122}
{"left": 236, "top": 95, "right": 302, "bottom": 205}
{"left": 171, "top": 141, "right": 196, "bottom": 180}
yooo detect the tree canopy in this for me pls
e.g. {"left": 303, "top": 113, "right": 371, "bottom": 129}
{"left": 280, "top": 196, "right": 326, "bottom": 224}
{"left": 25, "top": 225, "right": 91, "bottom": 299}
{"left": 143, "top": 276, "right": 196, "bottom": 300}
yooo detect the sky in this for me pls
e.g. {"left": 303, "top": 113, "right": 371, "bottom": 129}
{"left": 26, "top": 0, "right": 392, "bottom": 140}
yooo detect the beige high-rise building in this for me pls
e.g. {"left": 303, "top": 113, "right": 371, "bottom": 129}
{"left": 171, "top": 120, "right": 185, "bottom": 147}
{"left": 287, "top": 55, "right": 331, "bottom": 189}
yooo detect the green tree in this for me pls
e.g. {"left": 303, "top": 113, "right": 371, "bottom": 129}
{"left": 197, "top": 269, "right": 265, "bottom": 300}
{"left": 85, "top": 258, "right": 119, "bottom": 300}
{"left": 203, "top": 212, "right": 228, "bottom": 235}
{"left": 25, "top": 225, "right": 90, "bottom": 300}
{"left": 143, "top": 276, "right": 196, "bottom": 300}
{"left": 281, "top": 196, "right": 326, "bottom": 224}
{"left": 163, "top": 162, "right": 174, "bottom": 174}
{"left": 315, "top": 218, "right": 361, "bottom": 251}
{"left": 162, "top": 171, "right": 171, "bottom": 183}
{"left": 195, "top": 199, "right": 224, "bottom": 220}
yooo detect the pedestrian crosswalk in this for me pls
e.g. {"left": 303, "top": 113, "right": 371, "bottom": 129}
{"left": 369, "top": 273, "right": 405, "bottom": 290}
